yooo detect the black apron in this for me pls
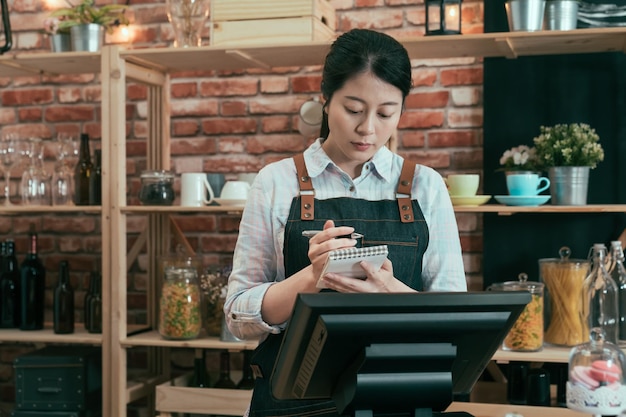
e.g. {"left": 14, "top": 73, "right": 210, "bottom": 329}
{"left": 248, "top": 155, "right": 429, "bottom": 417}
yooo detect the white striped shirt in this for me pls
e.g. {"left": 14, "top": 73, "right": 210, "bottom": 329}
{"left": 225, "top": 139, "right": 467, "bottom": 341}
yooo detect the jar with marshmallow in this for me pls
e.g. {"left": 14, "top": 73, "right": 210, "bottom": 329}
{"left": 567, "top": 327, "right": 626, "bottom": 415}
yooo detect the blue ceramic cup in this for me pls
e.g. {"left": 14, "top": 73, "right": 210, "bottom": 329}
{"left": 507, "top": 173, "right": 550, "bottom": 196}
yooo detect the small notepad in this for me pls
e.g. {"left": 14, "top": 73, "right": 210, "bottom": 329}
{"left": 316, "top": 245, "right": 389, "bottom": 289}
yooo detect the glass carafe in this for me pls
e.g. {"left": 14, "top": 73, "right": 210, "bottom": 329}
{"left": 158, "top": 264, "right": 202, "bottom": 340}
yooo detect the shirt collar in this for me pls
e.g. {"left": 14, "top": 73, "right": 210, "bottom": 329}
{"left": 303, "top": 138, "right": 395, "bottom": 183}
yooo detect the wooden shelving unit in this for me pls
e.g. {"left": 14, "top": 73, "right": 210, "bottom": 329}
{"left": 3, "top": 27, "right": 626, "bottom": 417}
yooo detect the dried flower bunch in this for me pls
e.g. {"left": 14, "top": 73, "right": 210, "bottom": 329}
{"left": 49, "top": 0, "right": 129, "bottom": 34}
{"left": 533, "top": 123, "right": 605, "bottom": 169}
{"left": 498, "top": 145, "right": 539, "bottom": 172}
{"left": 199, "top": 264, "right": 232, "bottom": 336}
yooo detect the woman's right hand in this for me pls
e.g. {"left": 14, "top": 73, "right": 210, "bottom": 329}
{"left": 307, "top": 219, "right": 357, "bottom": 284}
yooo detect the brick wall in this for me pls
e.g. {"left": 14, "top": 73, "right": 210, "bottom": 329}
{"left": 0, "top": 0, "right": 486, "bottom": 409}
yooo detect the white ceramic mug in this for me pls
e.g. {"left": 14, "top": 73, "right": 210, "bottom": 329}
{"left": 180, "top": 172, "right": 214, "bottom": 206}
{"left": 298, "top": 99, "right": 324, "bottom": 137}
{"left": 220, "top": 180, "right": 250, "bottom": 200}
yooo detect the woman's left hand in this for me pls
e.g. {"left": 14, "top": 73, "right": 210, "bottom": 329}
{"left": 321, "top": 258, "right": 415, "bottom": 293}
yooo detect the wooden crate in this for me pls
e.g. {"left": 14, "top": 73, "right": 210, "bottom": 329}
{"left": 211, "top": 0, "right": 336, "bottom": 30}
{"left": 211, "top": 16, "right": 336, "bottom": 47}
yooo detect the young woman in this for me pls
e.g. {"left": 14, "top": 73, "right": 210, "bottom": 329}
{"left": 225, "top": 28, "right": 467, "bottom": 416}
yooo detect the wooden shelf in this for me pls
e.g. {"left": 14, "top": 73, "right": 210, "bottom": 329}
{"left": 121, "top": 330, "right": 258, "bottom": 350}
{"left": 121, "top": 205, "right": 244, "bottom": 214}
{"left": 0, "top": 205, "right": 101, "bottom": 214}
{"left": 446, "top": 401, "right": 592, "bottom": 417}
{"left": 4, "top": 28, "right": 626, "bottom": 78}
{"left": 0, "top": 325, "right": 102, "bottom": 344}
{"left": 453, "top": 203, "right": 626, "bottom": 214}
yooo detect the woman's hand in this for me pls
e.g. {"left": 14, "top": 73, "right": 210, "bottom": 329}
{"left": 308, "top": 219, "right": 357, "bottom": 285}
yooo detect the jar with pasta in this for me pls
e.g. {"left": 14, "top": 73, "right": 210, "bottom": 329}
{"left": 158, "top": 266, "right": 202, "bottom": 340}
{"left": 539, "top": 246, "right": 589, "bottom": 347}
{"left": 488, "top": 273, "right": 544, "bottom": 352}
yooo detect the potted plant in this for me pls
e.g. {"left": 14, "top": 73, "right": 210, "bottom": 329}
{"left": 43, "top": 17, "right": 71, "bottom": 52}
{"left": 49, "top": 0, "right": 129, "bottom": 52}
{"left": 533, "top": 123, "right": 605, "bottom": 205}
{"left": 497, "top": 145, "right": 540, "bottom": 175}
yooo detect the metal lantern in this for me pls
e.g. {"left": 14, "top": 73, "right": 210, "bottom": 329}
{"left": 425, "top": 0, "right": 462, "bottom": 35}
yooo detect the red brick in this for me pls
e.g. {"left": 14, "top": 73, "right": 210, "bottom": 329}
{"left": 171, "top": 137, "right": 218, "bottom": 155}
{"left": 448, "top": 109, "right": 483, "bottom": 128}
{"left": 249, "top": 97, "right": 299, "bottom": 115}
{"left": 202, "top": 118, "right": 257, "bottom": 135}
{"left": 18, "top": 107, "right": 43, "bottom": 122}
{"left": 200, "top": 79, "right": 258, "bottom": 97}
{"left": 412, "top": 69, "right": 437, "bottom": 87}
{"left": 452, "top": 149, "right": 483, "bottom": 170}
{"left": 400, "top": 131, "right": 425, "bottom": 148}
{"left": 127, "top": 84, "right": 148, "bottom": 101}
{"left": 171, "top": 120, "right": 201, "bottom": 137}
{"left": 0, "top": 109, "right": 17, "bottom": 124}
{"left": 171, "top": 82, "right": 198, "bottom": 98}
{"left": 57, "top": 87, "right": 82, "bottom": 104}
{"left": 247, "top": 135, "right": 307, "bottom": 154}
{"left": 440, "top": 68, "right": 483, "bottom": 86}
{"left": 2, "top": 88, "right": 53, "bottom": 106}
{"left": 355, "top": 0, "right": 384, "bottom": 6}
{"left": 262, "top": 116, "right": 291, "bottom": 133}
{"left": 405, "top": 91, "right": 449, "bottom": 109}
{"left": 217, "top": 137, "right": 246, "bottom": 153}
{"left": 221, "top": 100, "right": 248, "bottom": 116}
{"left": 429, "top": 130, "right": 479, "bottom": 148}
{"left": 398, "top": 110, "right": 444, "bottom": 129}
{"left": 400, "top": 150, "right": 451, "bottom": 169}
{"left": 261, "top": 77, "right": 289, "bottom": 94}
{"left": 291, "top": 75, "right": 322, "bottom": 93}
{"left": 171, "top": 99, "right": 219, "bottom": 117}
{"left": 339, "top": 10, "right": 403, "bottom": 31}
{"left": 44, "top": 105, "right": 95, "bottom": 122}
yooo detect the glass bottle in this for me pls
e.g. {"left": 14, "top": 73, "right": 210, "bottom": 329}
{"left": 19, "top": 229, "right": 45, "bottom": 330}
{"left": 89, "top": 149, "right": 101, "bottom": 205}
{"left": 188, "top": 349, "right": 210, "bottom": 388}
{"left": 74, "top": 133, "right": 93, "bottom": 206}
{"left": 0, "top": 239, "right": 20, "bottom": 328}
{"left": 236, "top": 350, "right": 255, "bottom": 390}
{"left": 87, "top": 270, "right": 102, "bottom": 334}
{"left": 610, "top": 241, "right": 626, "bottom": 346}
{"left": 158, "top": 265, "right": 201, "bottom": 340}
{"left": 53, "top": 260, "right": 74, "bottom": 334}
{"left": 213, "top": 350, "right": 237, "bottom": 389}
{"left": 584, "top": 243, "right": 619, "bottom": 344}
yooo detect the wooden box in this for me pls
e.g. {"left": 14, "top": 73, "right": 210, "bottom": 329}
{"left": 210, "top": 0, "right": 336, "bottom": 47}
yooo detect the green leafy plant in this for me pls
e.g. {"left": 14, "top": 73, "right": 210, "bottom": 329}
{"left": 533, "top": 123, "right": 604, "bottom": 169}
{"left": 497, "top": 145, "right": 539, "bottom": 172}
{"left": 49, "top": 0, "right": 129, "bottom": 34}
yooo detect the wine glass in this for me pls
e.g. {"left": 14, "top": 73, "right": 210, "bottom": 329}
{"left": 20, "top": 138, "right": 51, "bottom": 206}
{"left": 0, "top": 133, "right": 17, "bottom": 205}
{"left": 53, "top": 133, "right": 79, "bottom": 206}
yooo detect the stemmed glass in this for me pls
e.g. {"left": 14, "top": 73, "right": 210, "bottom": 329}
{"left": 0, "top": 133, "right": 17, "bottom": 205}
{"left": 52, "top": 133, "right": 79, "bottom": 206}
{"left": 20, "top": 138, "right": 51, "bottom": 206}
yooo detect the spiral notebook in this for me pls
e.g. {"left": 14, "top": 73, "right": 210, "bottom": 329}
{"left": 316, "top": 245, "right": 389, "bottom": 289}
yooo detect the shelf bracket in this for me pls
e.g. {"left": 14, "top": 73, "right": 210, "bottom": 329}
{"left": 494, "top": 37, "right": 518, "bottom": 59}
{"left": 225, "top": 49, "right": 271, "bottom": 69}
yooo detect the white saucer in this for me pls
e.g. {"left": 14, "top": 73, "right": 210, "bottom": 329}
{"left": 450, "top": 195, "right": 491, "bottom": 207}
{"left": 213, "top": 198, "right": 246, "bottom": 207}
{"left": 494, "top": 195, "right": 551, "bottom": 207}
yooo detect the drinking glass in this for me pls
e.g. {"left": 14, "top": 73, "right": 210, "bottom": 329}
{"left": 53, "top": 133, "right": 79, "bottom": 206}
{"left": 166, "top": 0, "right": 210, "bottom": 47}
{"left": 20, "top": 138, "right": 51, "bottom": 206}
{"left": 0, "top": 133, "right": 17, "bottom": 205}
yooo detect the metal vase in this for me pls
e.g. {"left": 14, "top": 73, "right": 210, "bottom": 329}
{"left": 51, "top": 33, "right": 71, "bottom": 52}
{"left": 548, "top": 166, "right": 590, "bottom": 205}
{"left": 70, "top": 23, "right": 104, "bottom": 52}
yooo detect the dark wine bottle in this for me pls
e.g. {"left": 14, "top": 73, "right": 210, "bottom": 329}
{"left": 89, "top": 149, "right": 102, "bottom": 205}
{"left": 53, "top": 260, "right": 74, "bottom": 334}
{"left": 236, "top": 350, "right": 255, "bottom": 390}
{"left": 213, "top": 351, "right": 236, "bottom": 389}
{"left": 0, "top": 240, "right": 20, "bottom": 328}
{"left": 19, "top": 229, "right": 45, "bottom": 330}
{"left": 188, "top": 349, "right": 210, "bottom": 388}
{"left": 87, "top": 270, "right": 102, "bottom": 334}
{"left": 84, "top": 270, "right": 96, "bottom": 332}
{"left": 74, "top": 133, "right": 93, "bottom": 206}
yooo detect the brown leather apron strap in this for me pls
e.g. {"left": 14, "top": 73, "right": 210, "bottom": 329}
{"left": 397, "top": 159, "right": 416, "bottom": 223}
{"left": 293, "top": 153, "right": 315, "bottom": 221}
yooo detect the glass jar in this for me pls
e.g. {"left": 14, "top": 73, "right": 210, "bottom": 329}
{"left": 488, "top": 273, "right": 544, "bottom": 352}
{"left": 139, "top": 170, "right": 175, "bottom": 205}
{"left": 158, "top": 266, "right": 202, "bottom": 340}
{"left": 539, "top": 246, "right": 589, "bottom": 346}
{"left": 567, "top": 328, "right": 626, "bottom": 415}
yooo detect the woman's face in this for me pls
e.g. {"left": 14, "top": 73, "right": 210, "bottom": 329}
{"left": 322, "top": 71, "right": 403, "bottom": 178}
